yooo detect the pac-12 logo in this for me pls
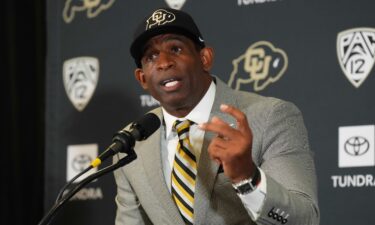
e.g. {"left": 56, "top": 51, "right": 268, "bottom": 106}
{"left": 63, "top": 0, "right": 116, "bottom": 23}
{"left": 337, "top": 27, "right": 375, "bottom": 88}
{"left": 63, "top": 57, "right": 99, "bottom": 111}
{"left": 165, "top": 0, "right": 186, "bottom": 10}
{"left": 228, "top": 41, "right": 288, "bottom": 92}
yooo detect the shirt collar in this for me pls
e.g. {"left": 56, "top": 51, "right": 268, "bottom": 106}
{"left": 162, "top": 81, "right": 216, "bottom": 138}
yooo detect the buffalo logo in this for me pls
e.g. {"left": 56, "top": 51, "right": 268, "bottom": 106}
{"left": 337, "top": 28, "right": 375, "bottom": 88}
{"left": 146, "top": 9, "right": 176, "bottom": 30}
{"left": 63, "top": 57, "right": 99, "bottom": 111}
{"left": 72, "top": 154, "right": 92, "bottom": 172}
{"left": 165, "top": 0, "right": 187, "bottom": 10}
{"left": 63, "top": 0, "right": 116, "bottom": 23}
{"left": 228, "top": 41, "right": 288, "bottom": 92}
{"left": 344, "top": 136, "right": 370, "bottom": 156}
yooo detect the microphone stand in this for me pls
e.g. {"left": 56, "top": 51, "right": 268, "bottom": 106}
{"left": 38, "top": 151, "right": 137, "bottom": 225}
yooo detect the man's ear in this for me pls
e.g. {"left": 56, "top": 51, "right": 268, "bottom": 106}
{"left": 134, "top": 68, "right": 148, "bottom": 90}
{"left": 200, "top": 47, "right": 214, "bottom": 72}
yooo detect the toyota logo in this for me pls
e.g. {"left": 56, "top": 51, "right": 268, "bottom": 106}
{"left": 344, "top": 136, "right": 370, "bottom": 156}
{"left": 72, "top": 154, "right": 92, "bottom": 172}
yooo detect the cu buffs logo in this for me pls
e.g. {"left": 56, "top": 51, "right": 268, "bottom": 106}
{"left": 344, "top": 136, "right": 370, "bottom": 156}
{"left": 63, "top": 0, "right": 116, "bottom": 23}
{"left": 63, "top": 57, "right": 99, "bottom": 111}
{"left": 146, "top": 9, "right": 176, "bottom": 30}
{"left": 165, "top": 0, "right": 186, "bottom": 10}
{"left": 228, "top": 41, "right": 288, "bottom": 92}
{"left": 337, "top": 28, "right": 375, "bottom": 88}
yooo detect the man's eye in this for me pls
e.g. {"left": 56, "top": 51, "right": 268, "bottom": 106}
{"left": 145, "top": 53, "right": 158, "bottom": 62}
{"left": 171, "top": 46, "right": 182, "bottom": 53}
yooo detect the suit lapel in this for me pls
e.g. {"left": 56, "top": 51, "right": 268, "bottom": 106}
{"left": 137, "top": 110, "right": 185, "bottom": 225}
{"left": 194, "top": 78, "right": 238, "bottom": 225}
{"left": 193, "top": 126, "right": 218, "bottom": 225}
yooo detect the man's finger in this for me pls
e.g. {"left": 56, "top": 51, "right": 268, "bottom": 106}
{"left": 199, "top": 116, "right": 236, "bottom": 138}
{"left": 220, "top": 104, "right": 250, "bottom": 133}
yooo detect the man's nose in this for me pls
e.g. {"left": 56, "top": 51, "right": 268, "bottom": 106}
{"left": 157, "top": 52, "right": 174, "bottom": 70}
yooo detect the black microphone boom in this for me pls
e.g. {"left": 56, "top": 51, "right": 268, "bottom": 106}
{"left": 91, "top": 113, "right": 160, "bottom": 168}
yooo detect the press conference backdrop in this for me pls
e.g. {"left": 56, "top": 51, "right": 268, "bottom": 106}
{"left": 45, "top": 1, "right": 375, "bottom": 224}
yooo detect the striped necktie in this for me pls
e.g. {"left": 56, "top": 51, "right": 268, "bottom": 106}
{"left": 171, "top": 120, "right": 197, "bottom": 225}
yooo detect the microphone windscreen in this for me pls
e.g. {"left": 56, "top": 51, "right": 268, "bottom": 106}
{"left": 131, "top": 113, "right": 161, "bottom": 140}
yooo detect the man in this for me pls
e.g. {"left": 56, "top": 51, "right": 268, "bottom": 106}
{"left": 114, "top": 7, "right": 319, "bottom": 225}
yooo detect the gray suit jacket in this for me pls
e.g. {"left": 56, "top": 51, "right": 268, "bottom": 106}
{"left": 113, "top": 77, "right": 319, "bottom": 225}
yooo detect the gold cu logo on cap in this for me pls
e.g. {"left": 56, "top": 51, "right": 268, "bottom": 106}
{"left": 146, "top": 9, "right": 176, "bottom": 30}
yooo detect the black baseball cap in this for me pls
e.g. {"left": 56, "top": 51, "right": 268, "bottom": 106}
{"left": 130, "top": 8, "right": 205, "bottom": 68}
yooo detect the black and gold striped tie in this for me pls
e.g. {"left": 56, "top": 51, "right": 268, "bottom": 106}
{"left": 171, "top": 120, "right": 197, "bottom": 225}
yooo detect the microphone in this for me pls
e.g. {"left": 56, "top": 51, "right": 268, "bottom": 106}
{"left": 90, "top": 113, "right": 160, "bottom": 167}
{"left": 55, "top": 113, "right": 160, "bottom": 203}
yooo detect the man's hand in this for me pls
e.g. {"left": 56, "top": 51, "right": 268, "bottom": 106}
{"left": 199, "top": 104, "right": 255, "bottom": 183}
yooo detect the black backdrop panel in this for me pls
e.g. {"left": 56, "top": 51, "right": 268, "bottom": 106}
{"left": 45, "top": 1, "right": 375, "bottom": 224}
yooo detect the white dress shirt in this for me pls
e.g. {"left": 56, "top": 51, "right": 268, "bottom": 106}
{"left": 161, "top": 81, "right": 266, "bottom": 220}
